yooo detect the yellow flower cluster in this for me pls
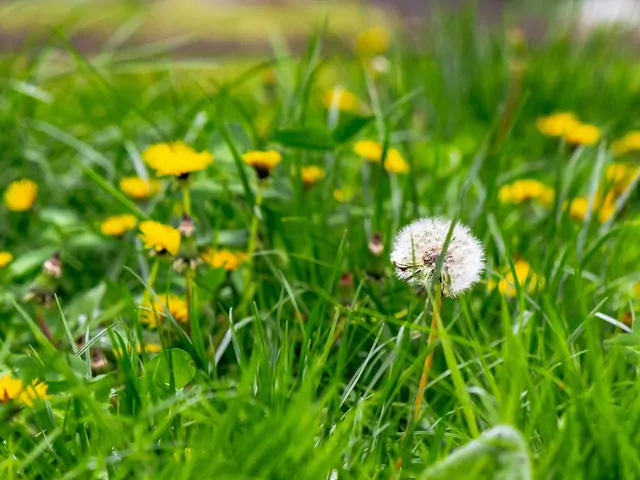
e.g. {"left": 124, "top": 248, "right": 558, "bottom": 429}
{"left": 536, "top": 112, "right": 601, "bottom": 146}
{"left": 353, "top": 140, "right": 410, "bottom": 174}
{"left": 119, "top": 177, "right": 162, "bottom": 200}
{"left": 138, "top": 221, "right": 181, "bottom": 256}
{"left": 606, "top": 162, "right": 639, "bottom": 193}
{"left": 0, "top": 373, "right": 50, "bottom": 407}
{"left": 0, "top": 251, "right": 12, "bottom": 268}
{"left": 300, "top": 166, "right": 325, "bottom": 187}
{"left": 242, "top": 150, "right": 282, "bottom": 178}
{"left": 140, "top": 294, "right": 189, "bottom": 329}
{"left": 323, "top": 88, "right": 361, "bottom": 113}
{"left": 356, "top": 26, "right": 390, "bottom": 57}
{"left": 4, "top": 179, "right": 38, "bottom": 212}
{"left": 201, "top": 249, "right": 247, "bottom": 271}
{"left": 566, "top": 193, "right": 616, "bottom": 223}
{"left": 101, "top": 214, "right": 138, "bottom": 237}
{"left": 498, "top": 179, "right": 554, "bottom": 207}
{"left": 143, "top": 142, "right": 213, "bottom": 177}
{"left": 488, "top": 259, "right": 539, "bottom": 298}
{"left": 612, "top": 131, "right": 640, "bottom": 155}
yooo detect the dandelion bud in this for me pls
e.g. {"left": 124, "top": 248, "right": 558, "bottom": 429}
{"left": 173, "top": 215, "right": 199, "bottom": 273}
{"left": 368, "top": 232, "right": 384, "bottom": 257}
{"left": 390, "top": 217, "right": 485, "bottom": 297}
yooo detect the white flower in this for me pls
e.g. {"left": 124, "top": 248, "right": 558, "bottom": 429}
{"left": 390, "top": 217, "right": 485, "bottom": 297}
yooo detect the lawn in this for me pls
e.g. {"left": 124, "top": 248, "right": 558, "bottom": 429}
{"left": 1, "top": 3, "right": 640, "bottom": 479}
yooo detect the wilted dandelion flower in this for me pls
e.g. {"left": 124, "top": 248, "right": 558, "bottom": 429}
{"left": 119, "top": 177, "right": 162, "bottom": 200}
{"left": 356, "top": 26, "right": 390, "bottom": 57}
{"left": 0, "top": 252, "right": 12, "bottom": 268}
{"left": 488, "top": 259, "right": 539, "bottom": 298}
{"left": 322, "top": 87, "right": 360, "bottom": 112}
{"left": 143, "top": 142, "right": 213, "bottom": 178}
{"left": 498, "top": 179, "right": 554, "bottom": 207}
{"left": 390, "top": 217, "right": 485, "bottom": 297}
{"left": 201, "top": 248, "right": 247, "bottom": 271}
{"left": 138, "top": 221, "right": 180, "bottom": 256}
{"left": 535, "top": 112, "right": 579, "bottom": 137}
{"left": 564, "top": 122, "right": 601, "bottom": 146}
{"left": 242, "top": 150, "right": 282, "bottom": 179}
{"left": 612, "top": 131, "right": 640, "bottom": 155}
{"left": 4, "top": 179, "right": 37, "bottom": 212}
{"left": 140, "top": 294, "right": 188, "bottom": 328}
{"left": 101, "top": 214, "right": 137, "bottom": 237}
{"left": 300, "top": 166, "right": 325, "bottom": 187}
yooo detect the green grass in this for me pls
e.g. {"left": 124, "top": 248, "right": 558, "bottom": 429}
{"left": 2, "top": 4, "right": 640, "bottom": 479}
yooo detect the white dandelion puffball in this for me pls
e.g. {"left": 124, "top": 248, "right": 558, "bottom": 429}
{"left": 390, "top": 217, "right": 485, "bottom": 297}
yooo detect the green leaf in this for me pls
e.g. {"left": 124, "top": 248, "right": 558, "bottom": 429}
{"left": 64, "top": 283, "right": 107, "bottom": 328}
{"left": 331, "top": 115, "right": 374, "bottom": 144}
{"left": 272, "top": 127, "right": 336, "bottom": 150}
{"left": 147, "top": 348, "right": 196, "bottom": 392}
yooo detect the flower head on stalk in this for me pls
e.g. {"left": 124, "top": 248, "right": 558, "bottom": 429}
{"left": 390, "top": 217, "right": 485, "bottom": 297}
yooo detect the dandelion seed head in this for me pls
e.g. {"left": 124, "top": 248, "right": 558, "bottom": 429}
{"left": 390, "top": 217, "right": 485, "bottom": 297}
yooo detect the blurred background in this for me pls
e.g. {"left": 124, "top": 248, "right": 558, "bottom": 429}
{"left": 0, "top": 0, "right": 638, "bottom": 57}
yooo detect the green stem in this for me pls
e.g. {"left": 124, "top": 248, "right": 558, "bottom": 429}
{"left": 182, "top": 182, "right": 191, "bottom": 216}
{"left": 243, "top": 181, "right": 265, "bottom": 305}
{"left": 142, "top": 260, "right": 160, "bottom": 306}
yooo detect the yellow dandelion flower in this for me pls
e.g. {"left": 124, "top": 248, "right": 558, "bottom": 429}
{"left": 606, "top": 162, "right": 639, "bottom": 193}
{"left": 18, "top": 379, "right": 50, "bottom": 407}
{"left": 384, "top": 149, "right": 410, "bottom": 174}
{"left": 353, "top": 141, "right": 409, "bottom": 173}
{"left": 356, "top": 26, "right": 390, "bottom": 57}
{"left": 563, "top": 122, "right": 601, "bottom": 146}
{"left": 535, "top": 112, "right": 579, "bottom": 137}
{"left": 333, "top": 189, "right": 346, "bottom": 202}
{"left": 300, "top": 166, "right": 325, "bottom": 187}
{"left": 566, "top": 193, "right": 616, "bottom": 223}
{"left": 498, "top": 179, "right": 555, "bottom": 207}
{"left": 141, "top": 294, "right": 188, "bottom": 329}
{"left": 119, "top": 177, "right": 162, "bottom": 200}
{"left": 201, "top": 248, "right": 248, "bottom": 272}
{"left": 0, "top": 374, "right": 49, "bottom": 407}
{"left": 612, "top": 131, "right": 640, "bottom": 155}
{"left": 143, "top": 142, "right": 213, "bottom": 178}
{"left": 0, "top": 373, "right": 24, "bottom": 404}
{"left": 139, "top": 221, "right": 180, "bottom": 256}
{"left": 242, "top": 150, "right": 282, "bottom": 179}
{"left": 322, "top": 88, "right": 360, "bottom": 112}
{"left": 488, "top": 259, "right": 539, "bottom": 298}
{"left": 144, "top": 343, "right": 163, "bottom": 354}
{"left": 4, "top": 179, "right": 37, "bottom": 212}
{"left": 353, "top": 140, "right": 383, "bottom": 161}
{"left": 100, "top": 214, "right": 138, "bottom": 237}
{"left": 0, "top": 252, "right": 13, "bottom": 268}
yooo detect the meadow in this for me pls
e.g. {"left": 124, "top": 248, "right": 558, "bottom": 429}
{"left": 1, "top": 3, "right": 640, "bottom": 479}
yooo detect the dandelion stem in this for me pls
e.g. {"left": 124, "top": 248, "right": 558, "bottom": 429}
{"left": 35, "top": 304, "right": 53, "bottom": 342}
{"left": 185, "top": 269, "right": 193, "bottom": 338}
{"left": 244, "top": 181, "right": 264, "bottom": 298}
{"left": 413, "top": 281, "right": 442, "bottom": 422}
{"left": 142, "top": 260, "right": 160, "bottom": 307}
{"left": 182, "top": 182, "right": 192, "bottom": 216}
